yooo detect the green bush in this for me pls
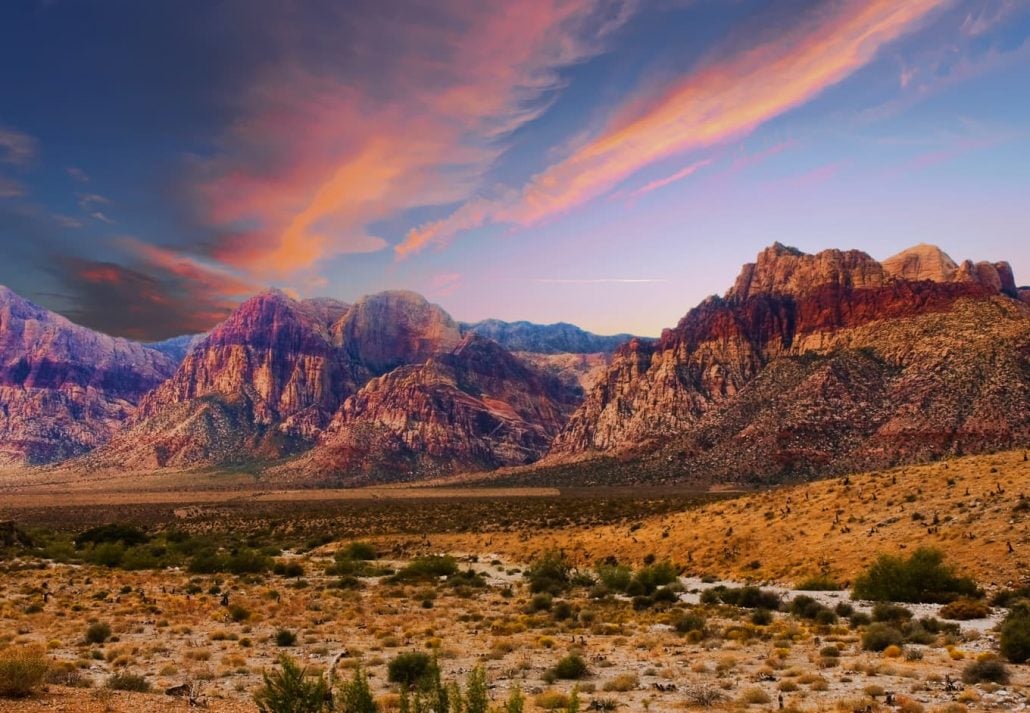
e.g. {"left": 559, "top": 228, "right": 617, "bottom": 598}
{"left": 274, "top": 629, "right": 297, "bottom": 647}
{"left": 74, "top": 523, "right": 148, "bottom": 548}
{"left": 594, "top": 563, "right": 632, "bottom": 593}
{"left": 872, "top": 603, "right": 913, "bottom": 623}
{"left": 464, "top": 666, "right": 488, "bottom": 713}
{"left": 630, "top": 561, "right": 678, "bottom": 595}
{"left": 861, "top": 623, "right": 904, "bottom": 652}
{"left": 387, "top": 651, "right": 433, "bottom": 687}
{"left": 106, "top": 672, "right": 151, "bottom": 692}
{"left": 962, "top": 657, "right": 1008, "bottom": 684}
{"left": 789, "top": 595, "right": 837, "bottom": 623}
{"left": 229, "top": 605, "right": 251, "bottom": 623}
{"left": 85, "top": 621, "right": 112, "bottom": 644}
{"left": 674, "top": 611, "right": 706, "bottom": 634}
{"left": 254, "top": 656, "right": 327, "bottom": 713}
{"left": 340, "top": 542, "right": 377, "bottom": 560}
{"left": 338, "top": 665, "right": 377, "bottom": 713}
{"left": 939, "top": 598, "right": 991, "bottom": 620}
{"left": 852, "top": 548, "right": 979, "bottom": 603}
{"left": 390, "top": 556, "right": 459, "bottom": 583}
{"left": 0, "top": 646, "right": 49, "bottom": 698}
{"left": 552, "top": 653, "right": 588, "bottom": 680}
{"left": 526, "top": 551, "right": 574, "bottom": 594}
{"left": 706, "top": 586, "right": 781, "bottom": 610}
{"left": 1000, "top": 605, "right": 1030, "bottom": 663}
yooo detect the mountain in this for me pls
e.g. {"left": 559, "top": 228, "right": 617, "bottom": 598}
{"left": 144, "top": 334, "right": 205, "bottom": 364}
{"left": 285, "top": 335, "right": 582, "bottom": 485}
{"left": 460, "top": 318, "right": 633, "bottom": 354}
{"left": 82, "top": 290, "right": 478, "bottom": 471}
{"left": 0, "top": 286, "right": 177, "bottom": 465}
{"left": 547, "top": 243, "right": 1030, "bottom": 486}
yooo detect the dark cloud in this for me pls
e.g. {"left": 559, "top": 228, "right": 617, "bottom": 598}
{"left": 48, "top": 256, "right": 238, "bottom": 341}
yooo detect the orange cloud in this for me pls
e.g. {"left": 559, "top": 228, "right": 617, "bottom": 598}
{"left": 398, "top": 0, "right": 948, "bottom": 255}
{"left": 198, "top": 0, "right": 635, "bottom": 278}
{"left": 625, "top": 159, "right": 712, "bottom": 200}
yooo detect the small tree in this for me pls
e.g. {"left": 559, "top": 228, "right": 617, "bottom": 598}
{"left": 852, "top": 548, "right": 978, "bottom": 603}
{"left": 465, "top": 666, "right": 488, "bottom": 713}
{"left": 504, "top": 684, "right": 525, "bottom": 713}
{"left": 338, "top": 665, "right": 378, "bottom": 713}
{"left": 254, "top": 655, "right": 328, "bottom": 713}
{"left": 1001, "top": 604, "right": 1030, "bottom": 663}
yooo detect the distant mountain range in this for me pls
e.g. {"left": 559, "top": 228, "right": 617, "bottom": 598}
{"left": 1, "top": 242, "right": 1027, "bottom": 487}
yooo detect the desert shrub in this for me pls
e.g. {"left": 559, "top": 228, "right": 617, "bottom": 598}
{"left": 852, "top": 548, "right": 979, "bottom": 603}
{"left": 229, "top": 604, "right": 251, "bottom": 623}
{"left": 674, "top": 611, "right": 706, "bottom": 634}
{"left": 75, "top": 523, "right": 148, "bottom": 548}
{"left": 274, "top": 561, "right": 305, "bottom": 578}
{"left": 464, "top": 666, "right": 488, "bottom": 713}
{"left": 526, "top": 551, "right": 574, "bottom": 594}
{"left": 387, "top": 652, "right": 433, "bottom": 687}
{"left": 683, "top": 684, "right": 725, "bottom": 707}
{"left": 534, "top": 690, "right": 569, "bottom": 710}
{"left": 1000, "top": 605, "right": 1030, "bottom": 663}
{"left": 872, "top": 603, "right": 913, "bottom": 623}
{"left": 274, "top": 629, "right": 297, "bottom": 647}
{"left": 940, "top": 598, "right": 991, "bottom": 620}
{"left": 504, "top": 684, "right": 525, "bottom": 713}
{"left": 338, "top": 665, "right": 377, "bottom": 713}
{"left": 225, "top": 549, "right": 272, "bottom": 574}
{"left": 789, "top": 595, "right": 837, "bottom": 623}
{"left": 391, "top": 556, "right": 459, "bottom": 583}
{"left": 528, "top": 593, "right": 553, "bottom": 612}
{"left": 594, "top": 563, "right": 632, "bottom": 593}
{"left": 602, "top": 673, "right": 638, "bottom": 692}
{"left": 106, "top": 672, "right": 151, "bottom": 692}
{"left": 552, "top": 653, "right": 588, "bottom": 680}
{"left": 340, "top": 541, "right": 377, "bottom": 560}
{"left": 962, "top": 657, "right": 1008, "bottom": 684}
{"left": 991, "top": 586, "right": 1030, "bottom": 607}
{"left": 751, "top": 608, "right": 774, "bottom": 626}
{"left": 629, "top": 561, "right": 678, "bottom": 595}
{"left": 796, "top": 574, "right": 842, "bottom": 591}
{"left": 711, "top": 586, "right": 781, "bottom": 610}
{"left": 739, "top": 687, "right": 771, "bottom": 704}
{"left": 862, "top": 623, "right": 904, "bottom": 652}
{"left": 85, "top": 621, "right": 112, "bottom": 644}
{"left": 254, "top": 656, "right": 327, "bottom": 713}
{"left": 88, "top": 542, "right": 126, "bottom": 568}
{"left": 849, "top": 612, "right": 872, "bottom": 628}
{"left": 188, "top": 550, "right": 226, "bottom": 574}
{"left": 0, "top": 646, "right": 49, "bottom": 698}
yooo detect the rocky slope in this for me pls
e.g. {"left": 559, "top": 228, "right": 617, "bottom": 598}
{"left": 460, "top": 319, "right": 633, "bottom": 354}
{"left": 548, "top": 243, "right": 1030, "bottom": 485}
{"left": 287, "top": 335, "right": 582, "bottom": 484}
{"left": 0, "top": 286, "right": 177, "bottom": 465}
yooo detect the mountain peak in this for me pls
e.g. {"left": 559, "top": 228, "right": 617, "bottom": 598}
{"left": 882, "top": 244, "right": 959, "bottom": 282}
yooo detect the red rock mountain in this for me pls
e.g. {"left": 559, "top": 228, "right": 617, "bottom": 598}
{"left": 547, "top": 244, "right": 1030, "bottom": 485}
{"left": 81, "top": 290, "right": 512, "bottom": 471}
{"left": 285, "top": 335, "right": 581, "bottom": 484}
{"left": 0, "top": 286, "right": 176, "bottom": 465}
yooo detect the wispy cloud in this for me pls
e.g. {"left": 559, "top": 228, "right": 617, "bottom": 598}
{"left": 0, "top": 177, "right": 26, "bottom": 199}
{"left": 77, "top": 192, "right": 115, "bottom": 223}
{"left": 398, "top": 0, "right": 949, "bottom": 256}
{"left": 625, "top": 158, "right": 711, "bottom": 200}
{"left": 0, "top": 126, "right": 36, "bottom": 166}
{"left": 195, "top": 0, "right": 637, "bottom": 278}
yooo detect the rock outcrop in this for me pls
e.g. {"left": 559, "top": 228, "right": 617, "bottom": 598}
{"left": 548, "top": 244, "right": 1030, "bottom": 484}
{"left": 0, "top": 286, "right": 176, "bottom": 465}
{"left": 292, "top": 335, "right": 582, "bottom": 484}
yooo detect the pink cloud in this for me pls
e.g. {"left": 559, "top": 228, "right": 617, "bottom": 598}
{"left": 398, "top": 0, "right": 949, "bottom": 255}
{"left": 196, "top": 0, "right": 636, "bottom": 278}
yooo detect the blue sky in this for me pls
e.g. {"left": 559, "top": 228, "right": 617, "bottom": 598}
{"left": 0, "top": 0, "right": 1028, "bottom": 339}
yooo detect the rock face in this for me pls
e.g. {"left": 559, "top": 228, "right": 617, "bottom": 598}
{"left": 461, "top": 319, "right": 633, "bottom": 354}
{"left": 84, "top": 289, "right": 544, "bottom": 473}
{"left": 0, "top": 286, "right": 176, "bottom": 465}
{"left": 293, "top": 335, "right": 582, "bottom": 484}
{"left": 549, "top": 244, "right": 1030, "bottom": 484}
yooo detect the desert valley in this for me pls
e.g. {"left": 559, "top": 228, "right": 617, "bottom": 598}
{"left": 2, "top": 1, "right": 1030, "bottom": 710}
{"left": 1, "top": 242, "right": 1029, "bottom": 712}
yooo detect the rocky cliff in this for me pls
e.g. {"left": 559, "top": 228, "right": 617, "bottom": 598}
{"left": 461, "top": 319, "right": 633, "bottom": 354}
{"left": 0, "top": 286, "right": 176, "bottom": 465}
{"left": 548, "top": 244, "right": 1030, "bottom": 484}
{"left": 289, "top": 335, "right": 582, "bottom": 484}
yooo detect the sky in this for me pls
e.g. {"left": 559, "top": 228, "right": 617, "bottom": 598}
{"left": 0, "top": 0, "right": 1028, "bottom": 340}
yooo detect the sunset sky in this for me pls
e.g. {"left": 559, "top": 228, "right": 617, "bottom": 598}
{"left": 1, "top": 0, "right": 1028, "bottom": 340}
